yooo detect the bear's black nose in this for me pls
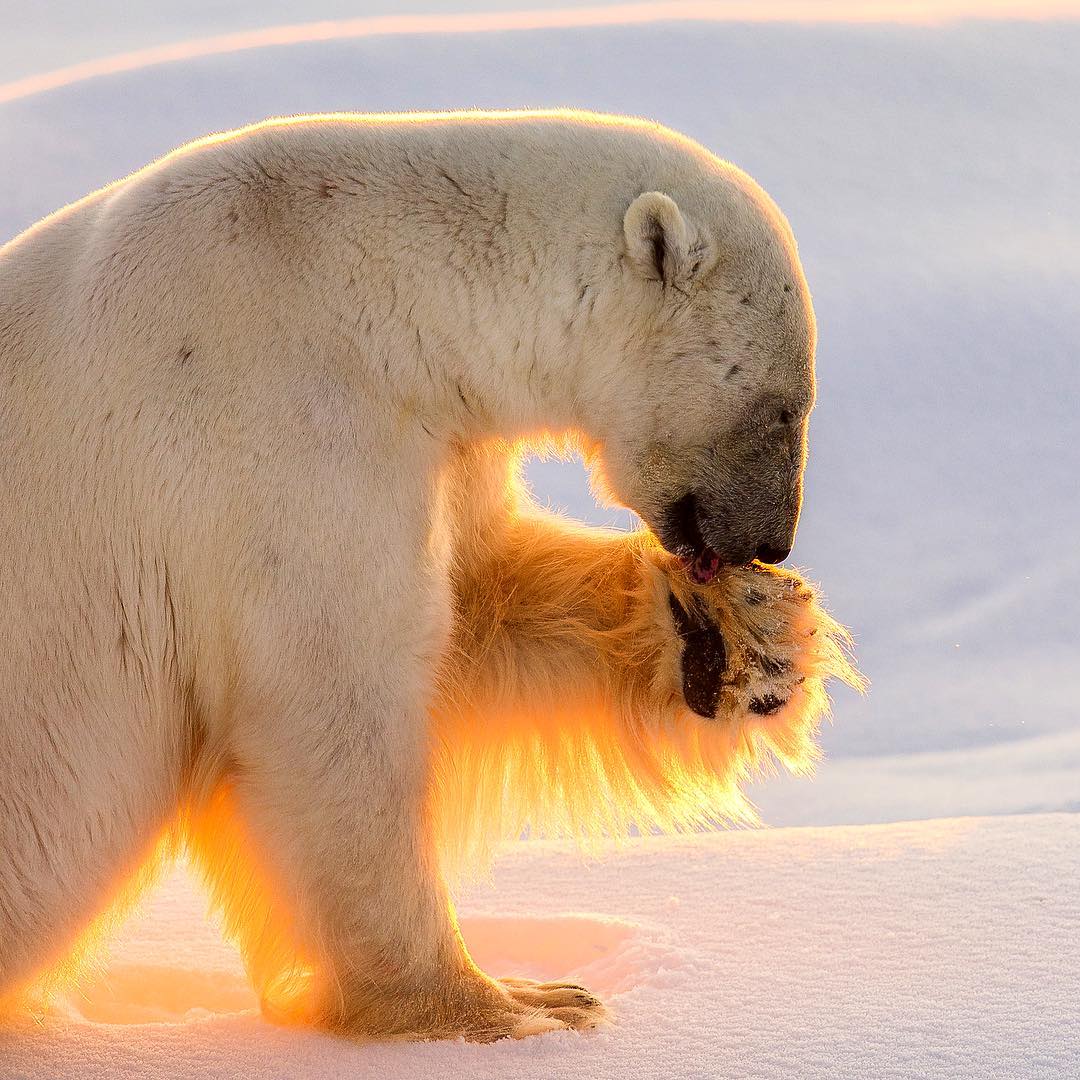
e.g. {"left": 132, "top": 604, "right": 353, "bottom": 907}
{"left": 755, "top": 542, "right": 791, "bottom": 565}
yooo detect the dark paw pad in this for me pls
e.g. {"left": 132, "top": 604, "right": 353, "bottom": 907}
{"left": 669, "top": 594, "right": 726, "bottom": 720}
{"left": 748, "top": 694, "right": 785, "bottom": 716}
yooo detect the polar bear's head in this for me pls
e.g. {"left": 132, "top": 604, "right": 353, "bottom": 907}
{"left": 582, "top": 179, "right": 816, "bottom": 582}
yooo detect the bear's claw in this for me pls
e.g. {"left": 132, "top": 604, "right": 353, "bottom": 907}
{"left": 498, "top": 977, "right": 609, "bottom": 1034}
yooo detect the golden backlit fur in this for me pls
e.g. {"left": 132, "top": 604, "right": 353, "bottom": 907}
{"left": 433, "top": 441, "right": 861, "bottom": 871}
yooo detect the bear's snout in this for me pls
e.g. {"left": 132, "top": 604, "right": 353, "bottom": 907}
{"left": 755, "top": 541, "right": 792, "bottom": 566}
{"left": 657, "top": 492, "right": 764, "bottom": 573}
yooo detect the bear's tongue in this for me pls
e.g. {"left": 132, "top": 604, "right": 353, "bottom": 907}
{"left": 687, "top": 548, "right": 721, "bottom": 585}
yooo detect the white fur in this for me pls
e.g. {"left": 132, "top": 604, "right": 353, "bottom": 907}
{"left": 0, "top": 110, "right": 823, "bottom": 1038}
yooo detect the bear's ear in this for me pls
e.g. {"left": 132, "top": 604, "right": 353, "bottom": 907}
{"left": 623, "top": 191, "right": 704, "bottom": 287}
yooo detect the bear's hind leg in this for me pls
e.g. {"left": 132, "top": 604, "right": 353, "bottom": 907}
{"left": 0, "top": 689, "right": 181, "bottom": 1007}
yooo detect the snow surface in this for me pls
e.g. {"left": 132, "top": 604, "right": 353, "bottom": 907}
{"left": 3, "top": 815, "right": 1079, "bottom": 1079}
{"left": 2, "top": 5, "right": 1079, "bottom": 1077}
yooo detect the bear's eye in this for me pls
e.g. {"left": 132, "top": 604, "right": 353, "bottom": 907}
{"left": 778, "top": 408, "right": 795, "bottom": 426}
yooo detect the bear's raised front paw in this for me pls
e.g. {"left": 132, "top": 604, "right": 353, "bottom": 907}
{"left": 667, "top": 564, "right": 818, "bottom": 724}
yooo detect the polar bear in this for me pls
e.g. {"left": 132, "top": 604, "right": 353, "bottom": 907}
{"left": 0, "top": 110, "right": 858, "bottom": 1040}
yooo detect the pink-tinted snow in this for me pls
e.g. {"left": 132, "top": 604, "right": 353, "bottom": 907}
{"left": 3, "top": 815, "right": 1078, "bottom": 1079}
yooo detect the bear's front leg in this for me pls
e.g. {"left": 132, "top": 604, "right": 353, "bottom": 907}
{"left": 218, "top": 582, "right": 605, "bottom": 1041}
{"left": 435, "top": 503, "right": 859, "bottom": 864}
{"left": 445, "top": 508, "right": 852, "bottom": 740}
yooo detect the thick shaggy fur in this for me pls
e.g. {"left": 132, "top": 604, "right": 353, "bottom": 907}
{"left": 0, "top": 111, "right": 858, "bottom": 1040}
{"left": 433, "top": 441, "right": 859, "bottom": 870}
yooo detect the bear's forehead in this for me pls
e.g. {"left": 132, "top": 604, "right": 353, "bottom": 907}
{"left": 696, "top": 276, "right": 814, "bottom": 356}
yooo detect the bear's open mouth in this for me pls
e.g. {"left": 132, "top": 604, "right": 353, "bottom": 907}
{"left": 686, "top": 548, "right": 721, "bottom": 586}
{"left": 660, "top": 493, "right": 721, "bottom": 585}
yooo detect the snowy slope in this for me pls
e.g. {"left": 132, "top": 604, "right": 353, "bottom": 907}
{"left": 5, "top": 11, "right": 1074, "bottom": 822}
{"left": 2, "top": 815, "right": 1078, "bottom": 1080}
{"left": 2, "top": 7, "right": 1079, "bottom": 1078}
